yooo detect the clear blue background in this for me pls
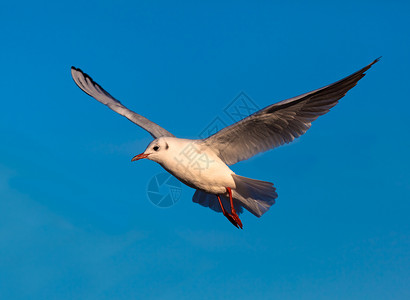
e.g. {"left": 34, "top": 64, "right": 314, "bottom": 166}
{"left": 1, "top": 1, "right": 409, "bottom": 299}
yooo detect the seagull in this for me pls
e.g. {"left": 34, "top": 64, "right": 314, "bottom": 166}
{"left": 71, "top": 58, "right": 379, "bottom": 228}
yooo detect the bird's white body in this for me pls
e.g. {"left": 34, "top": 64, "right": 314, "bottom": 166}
{"left": 144, "top": 137, "right": 236, "bottom": 195}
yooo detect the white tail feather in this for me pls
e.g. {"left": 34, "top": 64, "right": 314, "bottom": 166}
{"left": 231, "top": 174, "right": 277, "bottom": 217}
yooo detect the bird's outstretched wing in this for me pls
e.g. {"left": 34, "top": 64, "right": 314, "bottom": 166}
{"left": 71, "top": 67, "right": 175, "bottom": 139}
{"left": 203, "top": 58, "right": 380, "bottom": 165}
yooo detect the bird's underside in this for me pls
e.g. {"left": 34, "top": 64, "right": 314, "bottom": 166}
{"left": 71, "top": 58, "right": 379, "bottom": 228}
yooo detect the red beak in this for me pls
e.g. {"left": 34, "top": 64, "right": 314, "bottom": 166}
{"left": 131, "top": 153, "right": 150, "bottom": 162}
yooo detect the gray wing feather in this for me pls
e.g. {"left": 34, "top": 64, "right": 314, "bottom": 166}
{"left": 71, "top": 67, "right": 175, "bottom": 139}
{"left": 203, "top": 58, "right": 379, "bottom": 165}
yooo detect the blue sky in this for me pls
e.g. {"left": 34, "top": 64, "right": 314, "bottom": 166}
{"left": 1, "top": 1, "right": 409, "bottom": 299}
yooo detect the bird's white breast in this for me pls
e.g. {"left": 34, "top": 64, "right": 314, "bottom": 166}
{"left": 158, "top": 138, "right": 235, "bottom": 194}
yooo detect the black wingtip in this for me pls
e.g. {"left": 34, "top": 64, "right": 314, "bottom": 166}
{"left": 371, "top": 57, "right": 382, "bottom": 65}
{"left": 71, "top": 66, "right": 84, "bottom": 73}
{"left": 358, "top": 57, "right": 381, "bottom": 76}
{"left": 70, "top": 66, "right": 90, "bottom": 81}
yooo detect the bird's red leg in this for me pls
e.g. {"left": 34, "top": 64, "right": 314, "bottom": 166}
{"left": 216, "top": 194, "right": 239, "bottom": 228}
{"left": 226, "top": 187, "right": 243, "bottom": 229}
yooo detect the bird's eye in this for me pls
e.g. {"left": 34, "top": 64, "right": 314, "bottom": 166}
{"left": 153, "top": 146, "right": 159, "bottom": 151}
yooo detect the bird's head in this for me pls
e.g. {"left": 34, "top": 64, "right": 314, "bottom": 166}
{"left": 131, "top": 138, "right": 170, "bottom": 163}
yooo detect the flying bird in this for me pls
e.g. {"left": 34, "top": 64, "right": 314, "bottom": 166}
{"left": 71, "top": 58, "right": 379, "bottom": 228}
